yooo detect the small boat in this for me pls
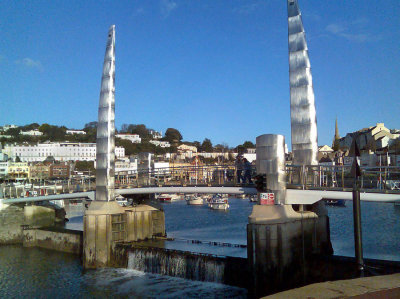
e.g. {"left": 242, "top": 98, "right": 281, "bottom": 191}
{"left": 185, "top": 194, "right": 204, "bottom": 205}
{"left": 158, "top": 193, "right": 181, "bottom": 202}
{"left": 116, "top": 195, "right": 129, "bottom": 207}
{"left": 249, "top": 195, "right": 258, "bottom": 202}
{"left": 209, "top": 194, "right": 229, "bottom": 210}
{"left": 324, "top": 199, "right": 346, "bottom": 207}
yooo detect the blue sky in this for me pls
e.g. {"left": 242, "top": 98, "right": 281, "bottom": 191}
{"left": 0, "top": 0, "right": 399, "bottom": 148}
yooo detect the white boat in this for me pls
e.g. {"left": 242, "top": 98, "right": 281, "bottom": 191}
{"left": 249, "top": 195, "right": 258, "bottom": 202}
{"left": 116, "top": 195, "right": 129, "bottom": 207}
{"left": 158, "top": 193, "right": 181, "bottom": 202}
{"left": 185, "top": 194, "right": 204, "bottom": 205}
{"left": 209, "top": 194, "right": 229, "bottom": 210}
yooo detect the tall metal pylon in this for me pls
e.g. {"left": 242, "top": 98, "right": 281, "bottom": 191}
{"left": 96, "top": 25, "right": 116, "bottom": 202}
{"left": 288, "top": 0, "right": 318, "bottom": 165}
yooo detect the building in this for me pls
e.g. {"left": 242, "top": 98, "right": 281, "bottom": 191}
{"left": 150, "top": 140, "right": 170, "bottom": 148}
{"left": 8, "top": 162, "right": 30, "bottom": 180}
{"left": 66, "top": 130, "right": 86, "bottom": 135}
{"left": 137, "top": 152, "right": 153, "bottom": 172}
{"left": 20, "top": 129, "right": 43, "bottom": 136}
{"left": 115, "top": 157, "right": 138, "bottom": 175}
{"left": 29, "top": 162, "right": 51, "bottom": 180}
{"left": 339, "top": 123, "right": 399, "bottom": 152}
{"left": 1, "top": 125, "right": 18, "bottom": 132}
{"left": 318, "top": 145, "right": 334, "bottom": 161}
{"left": 3, "top": 142, "right": 125, "bottom": 162}
{"left": 116, "top": 133, "right": 141, "bottom": 144}
{"left": 177, "top": 144, "right": 197, "bottom": 154}
{"left": 0, "top": 161, "right": 10, "bottom": 178}
{"left": 246, "top": 148, "right": 256, "bottom": 154}
{"left": 50, "top": 162, "right": 71, "bottom": 179}
{"left": 177, "top": 144, "right": 197, "bottom": 159}
{"left": 149, "top": 130, "right": 162, "bottom": 139}
{"left": 332, "top": 118, "right": 340, "bottom": 151}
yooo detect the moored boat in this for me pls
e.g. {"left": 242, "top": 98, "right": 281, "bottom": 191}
{"left": 185, "top": 194, "right": 204, "bottom": 205}
{"left": 209, "top": 194, "right": 229, "bottom": 210}
{"left": 324, "top": 199, "right": 346, "bottom": 207}
{"left": 158, "top": 193, "right": 181, "bottom": 202}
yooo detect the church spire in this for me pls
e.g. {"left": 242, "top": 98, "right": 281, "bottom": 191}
{"left": 332, "top": 117, "right": 340, "bottom": 151}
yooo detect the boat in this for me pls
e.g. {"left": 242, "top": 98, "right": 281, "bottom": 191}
{"left": 324, "top": 199, "right": 346, "bottom": 207}
{"left": 158, "top": 193, "right": 181, "bottom": 202}
{"left": 185, "top": 194, "right": 204, "bottom": 205}
{"left": 249, "top": 195, "right": 258, "bottom": 202}
{"left": 208, "top": 194, "right": 229, "bottom": 210}
{"left": 116, "top": 195, "right": 129, "bottom": 207}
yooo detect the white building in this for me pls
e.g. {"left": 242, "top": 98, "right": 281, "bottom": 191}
{"left": 150, "top": 140, "right": 170, "bottom": 148}
{"left": 154, "top": 162, "right": 170, "bottom": 175}
{"left": 66, "top": 130, "right": 86, "bottom": 135}
{"left": 0, "top": 161, "right": 10, "bottom": 178}
{"left": 150, "top": 130, "right": 162, "bottom": 139}
{"left": 20, "top": 129, "right": 43, "bottom": 136}
{"left": 2, "top": 125, "right": 18, "bottom": 132}
{"left": 116, "top": 134, "right": 141, "bottom": 144}
{"left": 3, "top": 142, "right": 125, "bottom": 162}
{"left": 115, "top": 157, "right": 138, "bottom": 175}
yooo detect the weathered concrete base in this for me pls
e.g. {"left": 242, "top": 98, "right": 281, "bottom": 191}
{"left": 247, "top": 204, "right": 332, "bottom": 297}
{"left": 0, "top": 201, "right": 64, "bottom": 244}
{"left": 83, "top": 201, "right": 166, "bottom": 269}
{"left": 264, "top": 273, "right": 400, "bottom": 299}
{"left": 23, "top": 227, "right": 83, "bottom": 255}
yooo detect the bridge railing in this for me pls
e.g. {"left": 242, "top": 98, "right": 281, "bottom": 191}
{"left": 286, "top": 164, "right": 400, "bottom": 191}
{"left": 2, "top": 164, "right": 399, "bottom": 199}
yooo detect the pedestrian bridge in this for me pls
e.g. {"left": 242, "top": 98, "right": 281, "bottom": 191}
{"left": 1, "top": 164, "right": 400, "bottom": 205}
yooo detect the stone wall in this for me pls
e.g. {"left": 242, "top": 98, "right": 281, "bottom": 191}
{"left": 22, "top": 227, "right": 82, "bottom": 255}
{"left": 0, "top": 201, "right": 61, "bottom": 244}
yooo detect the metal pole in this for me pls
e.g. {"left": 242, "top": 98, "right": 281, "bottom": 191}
{"left": 352, "top": 178, "right": 364, "bottom": 271}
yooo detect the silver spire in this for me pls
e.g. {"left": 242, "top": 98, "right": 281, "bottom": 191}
{"left": 288, "top": 0, "right": 318, "bottom": 165}
{"left": 96, "top": 25, "right": 116, "bottom": 202}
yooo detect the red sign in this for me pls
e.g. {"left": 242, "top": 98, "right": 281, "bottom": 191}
{"left": 260, "top": 193, "right": 275, "bottom": 205}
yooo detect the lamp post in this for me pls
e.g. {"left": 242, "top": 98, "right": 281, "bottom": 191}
{"left": 349, "top": 137, "right": 364, "bottom": 272}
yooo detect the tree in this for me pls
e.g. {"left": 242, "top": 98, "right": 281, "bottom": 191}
{"left": 200, "top": 138, "right": 213, "bottom": 152}
{"left": 165, "top": 128, "right": 182, "bottom": 144}
{"left": 214, "top": 143, "right": 229, "bottom": 153}
{"left": 242, "top": 141, "right": 255, "bottom": 148}
{"left": 7, "top": 127, "right": 21, "bottom": 137}
{"left": 84, "top": 122, "right": 98, "bottom": 130}
{"left": 75, "top": 161, "right": 95, "bottom": 172}
{"left": 15, "top": 156, "right": 21, "bottom": 162}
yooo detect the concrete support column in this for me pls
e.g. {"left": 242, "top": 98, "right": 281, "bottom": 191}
{"left": 83, "top": 201, "right": 126, "bottom": 268}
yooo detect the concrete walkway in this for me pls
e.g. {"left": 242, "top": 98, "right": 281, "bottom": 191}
{"left": 264, "top": 273, "right": 400, "bottom": 299}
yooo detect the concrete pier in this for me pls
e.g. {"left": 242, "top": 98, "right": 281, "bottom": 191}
{"left": 83, "top": 201, "right": 166, "bottom": 269}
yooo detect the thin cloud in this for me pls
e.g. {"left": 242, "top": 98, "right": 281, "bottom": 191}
{"left": 15, "top": 57, "right": 43, "bottom": 71}
{"left": 325, "top": 19, "right": 381, "bottom": 43}
{"left": 302, "top": 11, "right": 321, "bottom": 22}
{"left": 160, "top": 0, "right": 177, "bottom": 18}
{"left": 233, "top": 1, "right": 265, "bottom": 15}
{"left": 132, "top": 7, "right": 145, "bottom": 17}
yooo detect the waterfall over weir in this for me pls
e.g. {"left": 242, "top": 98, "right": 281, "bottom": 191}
{"left": 125, "top": 246, "right": 248, "bottom": 288}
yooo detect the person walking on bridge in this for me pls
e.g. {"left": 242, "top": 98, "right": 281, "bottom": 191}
{"left": 243, "top": 158, "right": 252, "bottom": 185}
{"left": 235, "top": 156, "right": 243, "bottom": 184}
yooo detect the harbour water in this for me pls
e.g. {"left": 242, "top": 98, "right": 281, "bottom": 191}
{"left": 1, "top": 198, "right": 399, "bottom": 298}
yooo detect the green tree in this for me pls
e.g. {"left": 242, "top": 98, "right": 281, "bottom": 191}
{"left": 75, "top": 161, "right": 95, "bottom": 172}
{"left": 15, "top": 156, "right": 21, "bottom": 162}
{"left": 7, "top": 127, "right": 21, "bottom": 137}
{"left": 242, "top": 141, "right": 255, "bottom": 148}
{"left": 200, "top": 138, "right": 213, "bottom": 152}
{"left": 165, "top": 128, "right": 182, "bottom": 144}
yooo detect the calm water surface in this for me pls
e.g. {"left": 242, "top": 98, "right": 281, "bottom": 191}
{"left": 1, "top": 198, "right": 399, "bottom": 298}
